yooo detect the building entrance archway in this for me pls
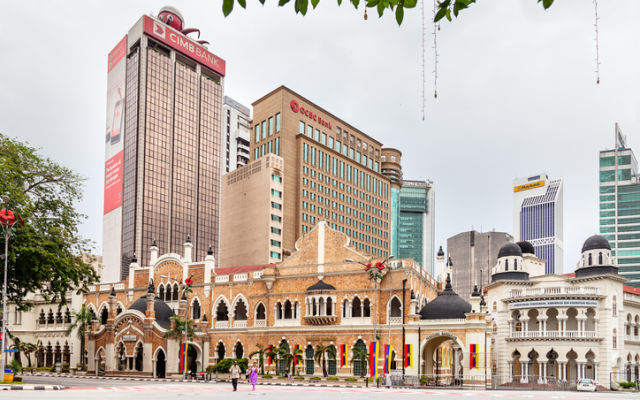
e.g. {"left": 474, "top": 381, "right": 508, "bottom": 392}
{"left": 156, "top": 349, "right": 166, "bottom": 378}
{"left": 421, "top": 332, "right": 464, "bottom": 386}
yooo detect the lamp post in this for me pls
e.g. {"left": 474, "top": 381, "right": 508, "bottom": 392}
{"left": 0, "top": 206, "right": 24, "bottom": 375}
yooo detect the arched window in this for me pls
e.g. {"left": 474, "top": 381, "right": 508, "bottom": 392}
{"left": 493, "top": 301, "right": 497, "bottom": 312}
{"left": 234, "top": 342, "right": 244, "bottom": 359}
{"left": 588, "top": 253, "right": 593, "bottom": 266}
{"left": 159, "top": 284, "right": 165, "bottom": 300}
{"left": 613, "top": 296, "right": 617, "bottom": 316}
{"left": 255, "top": 303, "right": 266, "bottom": 320}
{"left": 305, "top": 345, "right": 315, "bottom": 375}
{"left": 56, "top": 310, "right": 63, "bottom": 323}
{"left": 598, "top": 252, "right": 603, "bottom": 264}
{"left": 47, "top": 309, "right": 54, "bottom": 324}
{"left": 312, "top": 298, "right": 317, "bottom": 316}
{"left": 293, "top": 301, "right": 299, "bottom": 319}
{"left": 318, "top": 298, "right": 325, "bottom": 316}
{"left": 192, "top": 299, "right": 201, "bottom": 320}
{"left": 276, "top": 302, "right": 282, "bottom": 319}
{"left": 217, "top": 342, "right": 225, "bottom": 361}
{"left": 234, "top": 299, "right": 248, "bottom": 321}
{"left": 100, "top": 307, "right": 108, "bottom": 325}
{"left": 353, "top": 339, "right": 366, "bottom": 376}
{"left": 164, "top": 285, "right": 171, "bottom": 301}
{"left": 613, "top": 328, "right": 617, "bottom": 349}
{"left": 216, "top": 301, "right": 229, "bottom": 321}
{"left": 389, "top": 297, "right": 402, "bottom": 318}
{"left": 64, "top": 308, "right": 71, "bottom": 323}
{"left": 352, "top": 297, "right": 362, "bottom": 318}
{"left": 135, "top": 342, "right": 143, "bottom": 372}
{"left": 326, "top": 297, "right": 333, "bottom": 316}
{"left": 172, "top": 283, "right": 179, "bottom": 301}
{"left": 116, "top": 305, "right": 122, "bottom": 315}
{"left": 284, "top": 300, "right": 292, "bottom": 319}
{"left": 363, "top": 298, "right": 371, "bottom": 317}
{"left": 39, "top": 310, "right": 46, "bottom": 324}
{"left": 342, "top": 299, "right": 348, "bottom": 318}
{"left": 514, "top": 259, "right": 517, "bottom": 270}
{"left": 505, "top": 259, "right": 509, "bottom": 271}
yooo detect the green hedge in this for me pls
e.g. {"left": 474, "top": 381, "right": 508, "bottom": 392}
{"left": 619, "top": 381, "right": 637, "bottom": 389}
{"left": 345, "top": 377, "right": 357, "bottom": 382}
{"left": 327, "top": 376, "right": 338, "bottom": 381}
{"left": 207, "top": 358, "right": 248, "bottom": 373}
{"left": 310, "top": 376, "right": 321, "bottom": 381}
{"left": 294, "top": 376, "right": 305, "bottom": 380}
{"left": 261, "top": 374, "right": 273, "bottom": 379}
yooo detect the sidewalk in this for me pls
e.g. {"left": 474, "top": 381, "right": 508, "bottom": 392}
{"left": 1, "top": 384, "right": 65, "bottom": 390}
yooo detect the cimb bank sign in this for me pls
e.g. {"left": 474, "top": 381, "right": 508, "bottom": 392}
{"left": 509, "top": 299, "right": 598, "bottom": 309}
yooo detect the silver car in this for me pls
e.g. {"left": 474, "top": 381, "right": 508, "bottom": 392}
{"left": 577, "top": 378, "right": 597, "bottom": 392}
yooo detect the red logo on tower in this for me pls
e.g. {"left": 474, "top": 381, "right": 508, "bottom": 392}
{"left": 290, "top": 100, "right": 300, "bottom": 113}
{"left": 153, "top": 21, "right": 166, "bottom": 38}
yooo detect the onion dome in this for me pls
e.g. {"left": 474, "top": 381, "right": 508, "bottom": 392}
{"left": 517, "top": 241, "right": 535, "bottom": 255}
{"left": 498, "top": 243, "right": 523, "bottom": 258}
{"left": 128, "top": 296, "right": 174, "bottom": 329}
{"left": 419, "top": 274, "right": 471, "bottom": 320}
{"left": 471, "top": 284, "right": 480, "bottom": 297}
{"left": 581, "top": 235, "right": 611, "bottom": 252}
{"left": 110, "top": 286, "right": 116, "bottom": 297}
{"left": 207, "top": 245, "right": 214, "bottom": 256}
{"left": 131, "top": 253, "right": 137, "bottom": 264}
{"left": 437, "top": 246, "right": 445, "bottom": 257}
{"left": 446, "top": 257, "right": 453, "bottom": 267}
{"left": 306, "top": 280, "right": 336, "bottom": 292}
{"left": 148, "top": 279, "right": 155, "bottom": 294}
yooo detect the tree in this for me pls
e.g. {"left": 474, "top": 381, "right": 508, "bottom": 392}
{"left": 248, "top": 344, "right": 267, "bottom": 375}
{"left": 9, "top": 337, "right": 22, "bottom": 366}
{"left": 265, "top": 344, "right": 280, "bottom": 374}
{"left": 163, "top": 315, "right": 196, "bottom": 341}
{"left": 0, "top": 134, "right": 99, "bottom": 310}
{"left": 313, "top": 343, "right": 336, "bottom": 377}
{"left": 221, "top": 0, "right": 554, "bottom": 26}
{"left": 285, "top": 346, "right": 303, "bottom": 376}
{"left": 22, "top": 341, "right": 38, "bottom": 369}
{"left": 351, "top": 346, "right": 369, "bottom": 378}
{"left": 66, "top": 305, "right": 94, "bottom": 371}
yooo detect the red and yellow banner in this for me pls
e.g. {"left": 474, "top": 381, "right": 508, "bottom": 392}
{"left": 404, "top": 344, "right": 413, "bottom": 368}
{"left": 340, "top": 344, "right": 349, "bottom": 367}
{"left": 369, "top": 341, "right": 379, "bottom": 378}
{"left": 179, "top": 343, "right": 188, "bottom": 373}
{"left": 470, "top": 344, "right": 478, "bottom": 369}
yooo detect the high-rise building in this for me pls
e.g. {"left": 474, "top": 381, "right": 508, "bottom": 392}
{"left": 513, "top": 173, "right": 563, "bottom": 274}
{"left": 446, "top": 230, "right": 513, "bottom": 301}
{"left": 394, "top": 180, "right": 435, "bottom": 274}
{"left": 250, "top": 86, "right": 393, "bottom": 258}
{"left": 599, "top": 123, "right": 640, "bottom": 286}
{"left": 222, "top": 96, "right": 251, "bottom": 174}
{"left": 102, "top": 7, "right": 226, "bottom": 281}
{"left": 220, "top": 154, "right": 284, "bottom": 267}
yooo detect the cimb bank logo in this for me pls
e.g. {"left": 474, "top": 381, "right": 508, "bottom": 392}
{"left": 153, "top": 21, "right": 166, "bottom": 39}
{"left": 290, "top": 99, "right": 300, "bottom": 113}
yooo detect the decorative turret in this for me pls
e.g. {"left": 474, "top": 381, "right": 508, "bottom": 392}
{"left": 128, "top": 253, "right": 139, "bottom": 289}
{"left": 491, "top": 243, "right": 528, "bottom": 282}
{"left": 469, "top": 284, "right": 481, "bottom": 312}
{"left": 419, "top": 274, "right": 471, "bottom": 320}
{"left": 150, "top": 239, "right": 159, "bottom": 264}
{"left": 575, "top": 235, "right": 618, "bottom": 278}
{"left": 184, "top": 235, "right": 193, "bottom": 263}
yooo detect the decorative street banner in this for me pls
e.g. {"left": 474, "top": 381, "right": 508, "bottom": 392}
{"left": 293, "top": 344, "right": 300, "bottom": 367}
{"left": 340, "top": 344, "right": 349, "bottom": 367}
{"left": 384, "top": 344, "right": 394, "bottom": 374}
{"left": 404, "top": 344, "right": 413, "bottom": 368}
{"left": 509, "top": 299, "right": 598, "bottom": 309}
{"left": 180, "top": 343, "right": 189, "bottom": 373}
{"left": 267, "top": 345, "right": 273, "bottom": 366}
{"left": 469, "top": 344, "right": 478, "bottom": 369}
{"left": 369, "top": 341, "right": 379, "bottom": 378}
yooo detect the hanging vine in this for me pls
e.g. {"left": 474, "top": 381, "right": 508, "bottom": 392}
{"left": 593, "top": 0, "right": 601, "bottom": 84}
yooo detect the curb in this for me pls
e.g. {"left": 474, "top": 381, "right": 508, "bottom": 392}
{"left": 1, "top": 385, "right": 65, "bottom": 390}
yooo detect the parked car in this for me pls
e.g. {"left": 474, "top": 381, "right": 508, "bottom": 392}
{"left": 577, "top": 378, "right": 597, "bottom": 392}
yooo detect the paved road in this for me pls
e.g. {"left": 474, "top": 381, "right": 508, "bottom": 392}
{"left": 8, "top": 376, "right": 638, "bottom": 400}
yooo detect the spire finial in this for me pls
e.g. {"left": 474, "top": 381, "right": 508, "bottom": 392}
{"left": 148, "top": 278, "right": 155, "bottom": 294}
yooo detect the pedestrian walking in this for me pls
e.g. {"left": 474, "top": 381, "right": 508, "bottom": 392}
{"left": 230, "top": 361, "right": 241, "bottom": 391}
{"left": 249, "top": 362, "right": 259, "bottom": 391}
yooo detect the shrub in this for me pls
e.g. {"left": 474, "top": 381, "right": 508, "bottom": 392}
{"left": 10, "top": 360, "right": 22, "bottom": 373}
{"left": 294, "top": 376, "right": 305, "bottom": 380}
{"left": 210, "top": 358, "right": 248, "bottom": 373}
{"left": 310, "top": 376, "right": 321, "bottom": 381}
{"left": 345, "top": 377, "right": 357, "bottom": 382}
{"left": 420, "top": 376, "right": 428, "bottom": 385}
{"left": 205, "top": 365, "right": 216, "bottom": 374}
{"left": 327, "top": 376, "right": 338, "bottom": 381}
{"left": 279, "top": 375, "right": 287, "bottom": 379}
{"left": 261, "top": 374, "right": 272, "bottom": 379}
{"left": 619, "top": 381, "right": 637, "bottom": 389}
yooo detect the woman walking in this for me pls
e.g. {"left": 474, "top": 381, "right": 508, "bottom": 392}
{"left": 249, "top": 362, "right": 259, "bottom": 391}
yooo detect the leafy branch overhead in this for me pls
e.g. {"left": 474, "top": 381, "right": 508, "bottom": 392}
{"left": 222, "top": 0, "right": 554, "bottom": 25}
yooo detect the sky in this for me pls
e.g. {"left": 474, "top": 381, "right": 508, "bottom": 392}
{"left": 0, "top": 1, "right": 638, "bottom": 274}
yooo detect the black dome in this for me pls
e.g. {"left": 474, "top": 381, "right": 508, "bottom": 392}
{"left": 437, "top": 246, "right": 445, "bottom": 257}
{"left": 128, "top": 296, "right": 174, "bottom": 329}
{"left": 306, "top": 280, "right": 336, "bottom": 292}
{"left": 419, "top": 275, "right": 471, "bottom": 320}
{"left": 517, "top": 241, "right": 535, "bottom": 255}
{"left": 498, "top": 243, "right": 522, "bottom": 258}
{"left": 581, "top": 235, "right": 611, "bottom": 253}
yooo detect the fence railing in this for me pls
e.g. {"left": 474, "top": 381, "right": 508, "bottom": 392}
{"left": 508, "top": 287, "right": 599, "bottom": 298}
{"left": 510, "top": 330, "right": 597, "bottom": 339}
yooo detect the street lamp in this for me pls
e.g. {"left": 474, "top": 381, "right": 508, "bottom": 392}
{"left": 0, "top": 206, "right": 24, "bottom": 375}
{"left": 161, "top": 274, "right": 193, "bottom": 380}
{"left": 345, "top": 255, "right": 394, "bottom": 342}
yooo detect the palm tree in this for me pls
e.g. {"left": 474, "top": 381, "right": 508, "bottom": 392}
{"left": 314, "top": 344, "right": 336, "bottom": 377}
{"left": 351, "top": 346, "right": 369, "bottom": 378}
{"left": 265, "top": 345, "right": 280, "bottom": 375}
{"left": 23, "top": 341, "right": 38, "bottom": 369}
{"left": 9, "top": 337, "right": 22, "bottom": 366}
{"left": 282, "top": 346, "right": 303, "bottom": 376}
{"left": 66, "top": 305, "right": 94, "bottom": 371}
{"left": 163, "top": 315, "right": 195, "bottom": 340}
{"left": 248, "top": 344, "right": 266, "bottom": 375}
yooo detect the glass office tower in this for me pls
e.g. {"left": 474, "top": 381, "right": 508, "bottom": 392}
{"left": 397, "top": 181, "right": 435, "bottom": 274}
{"left": 599, "top": 123, "right": 640, "bottom": 286}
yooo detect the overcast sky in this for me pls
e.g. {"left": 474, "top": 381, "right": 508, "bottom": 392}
{"left": 1, "top": 1, "right": 638, "bottom": 274}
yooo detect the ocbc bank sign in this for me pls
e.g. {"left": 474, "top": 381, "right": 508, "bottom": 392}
{"left": 290, "top": 100, "right": 332, "bottom": 130}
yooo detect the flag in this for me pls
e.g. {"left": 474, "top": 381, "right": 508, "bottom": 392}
{"left": 293, "top": 344, "right": 300, "bottom": 366}
{"left": 470, "top": 344, "right": 477, "bottom": 369}
{"left": 340, "top": 344, "right": 349, "bottom": 367}
{"left": 369, "top": 341, "right": 379, "bottom": 378}
{"left": 384, "top": 344, "right": 394, "bottom": 374}
{"left": 267, "top": 345, "right": 273, "bottom": 366}
{"left": 404, "top": 344, "right": 413, "bottom": 368}
{"left": 180, "top": 343, "right": 188, "bottom": 373}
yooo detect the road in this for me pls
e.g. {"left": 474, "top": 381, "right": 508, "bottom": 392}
{"left": 5, "top": 376, "right": 637, "bottom": 400}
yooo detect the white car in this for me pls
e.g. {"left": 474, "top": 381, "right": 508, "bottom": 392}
{"left": 577, "top": 378, "right": 597, "bottom": 392}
